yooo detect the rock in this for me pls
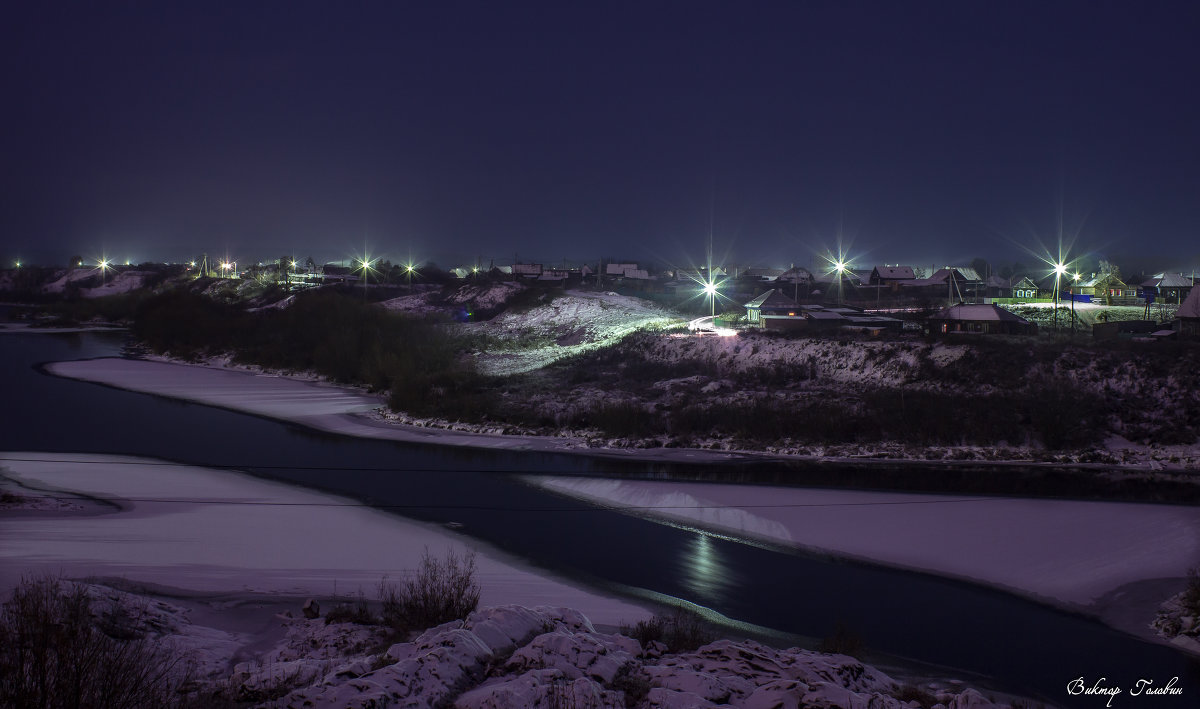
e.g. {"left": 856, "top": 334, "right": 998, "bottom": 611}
{"left": 302, "top": 598, "right": 320, "bottom": 619}
{"left": 948, "top": 688, "right": 1000, "bottom": 708}
{"left": 234, "top": 605, "right": 1012, "bottom": 709}
{"left": 643, "top": 664, "right": 754, "bottom": 703}
{"left": 505, "top": 629, "right": 637, "bottom": 684}
{"left": 455, "top": 668, "right": 625, "bottom": 709}
{"left": 230, "top": 658, "right": 328, "bottom": 701}
{"left": 645, "top": 686, "right": 721, "bottom": 708}
{"left": 642, "top": 639, "right": 667, "bottom": 658}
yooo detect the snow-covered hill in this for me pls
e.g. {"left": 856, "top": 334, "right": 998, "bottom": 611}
{"left": 465, "top": 290, "right": 681, "bottom": 375}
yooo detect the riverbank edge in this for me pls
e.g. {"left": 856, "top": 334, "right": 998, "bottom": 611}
{"left": 44, "top": 355, "right": 1200, "bottom": 506}
{"left": 42, "top": 355, "right": 1200, "bottom": 658}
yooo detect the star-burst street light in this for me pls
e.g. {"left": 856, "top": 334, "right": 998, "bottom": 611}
{"left": 820, "top": 249, "right": 854, "bottom": 305}
{"left": 1053, "top": 262, "right": 1068, "bottom": 334}
{"left": 355, "top": 256, "right": 378, "bottom": 298}
{"left": 703, "top": 280, "right": 719, "bottom": 316}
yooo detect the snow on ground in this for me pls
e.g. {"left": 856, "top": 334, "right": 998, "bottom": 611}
{"left": 81, "top": 269, "right": 148, "bottom": 297}
{"left": 528, "top": 476, "right": 1200, "bottom": 610}
{"left": 36, "top": 267, "right": 149, "bottom": 297}
{"left": 0, "top": 453, "right": 648, "bottom": 626}
{"left": 47, "top": 355, "right": 1200, "bottom": 473}
{"left": 466, "top": 290, "right": 682, "bottom": 375}
{"left": 258, "top": 604, "right": 1008, "bottom": 709}
{"left": 49, "top": 357, "right": 384, "bottom": 419}
{"left": 379, "top": 282, "right": 526, "bottom": 316}
{"left": 378, "top": 289, "right": 445, "bottom": 315}
{"left": 44, "top": 357, "right": 765, "bottom": 462}
{"left": 1005, "top": 302, "right": 1178, "bottom": 332}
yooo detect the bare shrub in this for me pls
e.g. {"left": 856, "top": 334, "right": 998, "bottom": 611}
{"left": 818, "top": 621, "right": 866, "bottom": 657}
{"left": 0, "top": 575, "right": 192, "bottom": 708}
{"left": 325, "top": 590, "right": 377, "bottom": 626}
{"left": 1181, "top": 567, "right": 1200, "bottom": 616}
{"left": 379, "top": 548, "right": 481, "bottom": 632}
{"left": 622, "top": 607, "right": 714, "bottom": 654}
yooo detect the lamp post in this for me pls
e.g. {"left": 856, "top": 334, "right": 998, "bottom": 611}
{"left": 834, "top": 261, "right": 847, "bottom": 305}
{"left": 1053, "top": 263, "right": 1067, "bottom": 334}
{"left": 704, "top": 281, "right": 717, "bottom": 317}
{"left": 1071, "top": 272, "right": 1080, "bottom": 335}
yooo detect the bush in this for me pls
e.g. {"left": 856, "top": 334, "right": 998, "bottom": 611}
{"left": 325, "top": 591, "right": 377, "bottom": 626}
{"left": 1181, "top": 568, "right": 1200, "bottom": 617}
{"left": 622, "top": 607, "right": 714, "bottom": 654}
{"left": 379, "top": 548, "right": 481, "bottom": 632}
{"left": 0, "top": 576, "right": 192, "bottom": 708}
{"left": 818, "top": 622, "right": 865, "bottom": 657}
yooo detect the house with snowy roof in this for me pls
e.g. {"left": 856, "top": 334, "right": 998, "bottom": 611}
{"left": 1178, "top": 286, "right": 1200, "bottom": 337}
{"left": 902, "top": 267, "right": 983, "bottom": 303}
{"left": 1140, "top": 273, "right": 1193, "bottom": 304}
{"left": 1071, "top": 272, "right": 1138, "bottom": 304}
{"left": 869, "top": 266, "right": 916, "bottom": 293}
{"left": 927, "top": 303, "right": 1037, "bottom": 336}
{"left": 1008, "top": 276, "right": 1040, "bottom": 299}
{"left": 743, "top": 289, "right": 797, "bottom": 325}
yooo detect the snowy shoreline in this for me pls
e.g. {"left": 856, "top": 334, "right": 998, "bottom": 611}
{"left": 525, "top": 476, "right": 1200, "bottom": 647}
{"left": 0, "top": 452, "right": 648, "bottom": 627}
{"left": 40, "top": 356, "right": 1200, "bottom": 651}
{"left": 45, "top": 355, "right": 1200, "bottom": 474}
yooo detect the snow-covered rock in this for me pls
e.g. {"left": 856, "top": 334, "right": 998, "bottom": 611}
{"left": 256, "top": 606, "right": 1012, "bottom": 709}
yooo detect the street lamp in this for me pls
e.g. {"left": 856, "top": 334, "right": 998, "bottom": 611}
{"left": 834, "top": 261, "right": 848, "bottom": 305}
{"left": 703, "top": 281, "right": 718, "bottom": 316}
{"left": 1053, "top": 262, "right": 1067, "bottom": 333}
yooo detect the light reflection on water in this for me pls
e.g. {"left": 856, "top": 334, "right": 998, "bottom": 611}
{"left": 680, "top": 532, "right": 734, "bottom": 605}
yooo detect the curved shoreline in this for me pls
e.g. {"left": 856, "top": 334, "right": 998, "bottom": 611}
{"left": 44, "top": 356, "right": 1200, "bottom": 476}
{"left": 0, "top": 451, "right": 650, "bottom": 627}
{"left": 42, "top": 355, "right": 1200, "bottom": 654}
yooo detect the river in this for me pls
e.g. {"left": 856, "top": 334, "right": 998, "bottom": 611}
{"left": 4, "top": 331, "right": 1197, "bottom": 706}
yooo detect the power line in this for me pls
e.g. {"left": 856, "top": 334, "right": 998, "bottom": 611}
{"left": 2, "top": 456, "right": 1003, "bottom": 512}
{"left": 10, "top": 493, "right": 997, "bottom": 512}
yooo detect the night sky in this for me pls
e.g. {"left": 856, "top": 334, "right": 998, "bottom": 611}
{"left": 3, "top": 1, "right": 1199, "bottom": 273}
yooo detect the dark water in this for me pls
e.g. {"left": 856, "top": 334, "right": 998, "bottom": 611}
{"left": 4, "top": 332, "right": 1198, "bottom": 707}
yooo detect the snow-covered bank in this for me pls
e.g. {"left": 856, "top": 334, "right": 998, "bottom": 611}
{"left": 44, "top": 357, "right": 759, "bottom": 462}
{"left": 48, "top": 355, "right": 1200, "bottom": 476}
{"left": 528, "top": 477, "right": 1200, "bottom": 624}
{"left": 0, "top": 322, "right": 128, "bottom": 334}
{"left": 0, "top": 453, "right": 647, "bottom": 626}
{"left": 252, "top": 604, "right": 1012, "bottom": 708}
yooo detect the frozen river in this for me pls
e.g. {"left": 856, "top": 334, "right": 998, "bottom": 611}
{"left": 3, "top": 331, "right": 1198, "bottom": 706}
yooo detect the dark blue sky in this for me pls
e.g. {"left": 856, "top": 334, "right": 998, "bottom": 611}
{"left": 3, "top": 1, "right": 1199, "bottom": 273}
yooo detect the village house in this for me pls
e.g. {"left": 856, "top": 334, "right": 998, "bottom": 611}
{"left": 927, "top": 303, "right": 1037, "bottom": 336}
{"left": 868, "top": 265, "right": 916, "bottom": 292}
{"left": 512, "top": 263, "right": 543, "bottom": 279}
{"left": 1179, "top": 286, "right": 1200, "bottom": 337}
{"left": 902, "top": 267, "right": 983, "bottom": 303}
{"left": 1008, "top": 276, "right": 1040, "bottom": 300}
{"left": 743, "top": 289, "right": 797, "bottom": 325}
{"left": 1072, "top": 272, "right": 1138, "bottom": 305}
{"left": 1140, "top": 273, "right": 1193, "bottom": 305}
